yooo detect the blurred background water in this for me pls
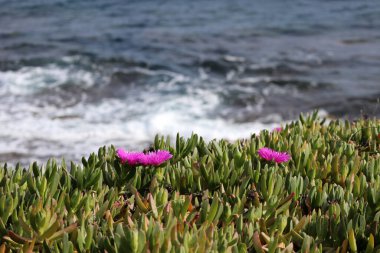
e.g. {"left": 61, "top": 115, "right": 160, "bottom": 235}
{"left": 0, "top": 0, "right": 379, "bottom": 164}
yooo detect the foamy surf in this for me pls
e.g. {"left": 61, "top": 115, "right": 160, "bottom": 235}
{"left": 0, "top": 64, "right": 100, "bottom": 96}
{"left": 0, "top": 58, "right": 290, "bottom": 165}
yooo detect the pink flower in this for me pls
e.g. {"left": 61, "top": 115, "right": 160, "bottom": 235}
{"left": 273, "top": 127, "right": 283, "bottom": 132}
{"left": 144, "top": 150, "right": 173, "bottom": 166}
{"left": 116, "top": 148, "right": 172, "bottom": 166}
{"left": 257, "top": 147, "right": 291, "bottom": 163}
{"left": 116, "top": 149, "right": 145, "bottom": 165}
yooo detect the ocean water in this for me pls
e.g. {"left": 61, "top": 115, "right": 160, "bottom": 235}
{"left": 0, "top": 0, "right": 379, "bottom": 164}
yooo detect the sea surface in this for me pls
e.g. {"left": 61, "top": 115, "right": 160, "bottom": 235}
{"left": 0, "top": 0, "right": 380, "bottom": 164}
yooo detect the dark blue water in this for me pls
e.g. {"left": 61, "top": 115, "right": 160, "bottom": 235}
{"left": 0, "top": 0, "right": 380, "bottom": 163}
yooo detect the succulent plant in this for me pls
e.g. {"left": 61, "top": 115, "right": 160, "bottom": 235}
{"left": 0, "top": 112, "right": 379, "bottom": 252}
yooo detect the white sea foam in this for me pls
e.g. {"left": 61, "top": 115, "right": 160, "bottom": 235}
{"left": 0, "top": 95, "right": 280, "bottom": 164}
{"left": 0, "top": 64, "right": 290, "bottom": 164}
{"left": 0, "top": 63, "right": 99, "bottom": 95}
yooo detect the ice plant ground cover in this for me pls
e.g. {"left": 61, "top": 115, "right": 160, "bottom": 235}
{"left": 0, "top": 112, "right": 380, "bottom": 252}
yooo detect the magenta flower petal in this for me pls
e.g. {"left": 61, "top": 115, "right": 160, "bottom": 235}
{"left": 116, "top": 148, "right": 145, "bottom": 165}
{"left": 272, "top": 150, "right": 291, "bottom": 163}
{"left": 144, "top": 152, "right": 158, "bottom": 166}
{"left": 258, "top": 147, "right": 290, "bottom": 163}
{"left": 126, "top": 152, "right": 145, "bottom": 165}
{"left": 273, "top": 127, "right": 283, "bottom": 132}
{"left": 116, "top": 148, "right": 129, "bottom": 164}
{"left": 139, "top": 153, "right": 150, "bottom": 166}
{"left": 157, "top": 150, "right": 173, "bottom": 160}
{"left": 145, "top": 150, "right": 173, "bottom": 166}
{"left": 257, "top": 147, "right": 274, "bottom": 161}
{"left": 117, "top": 148, "right": 172, "bottom": 166}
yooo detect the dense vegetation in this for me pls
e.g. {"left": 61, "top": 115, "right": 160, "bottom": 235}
{"left": 0, "top": 112, "right": 380, "bottom": 252}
